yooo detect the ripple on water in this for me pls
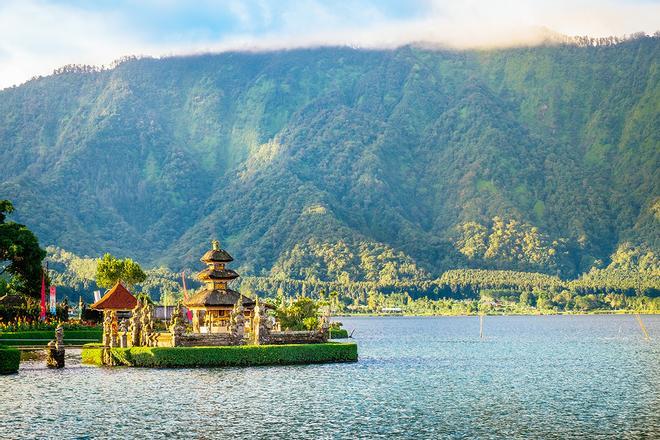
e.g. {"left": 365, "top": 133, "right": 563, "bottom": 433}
{"left": 1, "top": 315, "right": 658, "bottom": 439}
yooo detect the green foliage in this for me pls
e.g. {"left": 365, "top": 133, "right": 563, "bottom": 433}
{"left": 329, "top": 328, "right": 349, "bottom": 339}
{"left": 0, "top": 329, "right": 102, "bottom": 345}
{"left": 46, "top": 246, "right": 192, "bottom": 304}
{"left": 1, "top": 38, "right": 658, "bottom": 282}
{"left": 276, "top": 297, "right": 320, "bottom": 330}
{"left": 96, "top": 253, "right": 147, "bottom": 289}
{"left": 452, "top": 217, "right": 565, "bottom": 274}
{"left": 135, "top": 292, "right": 154, "bottom": 305}
{"left": 0, "top": 200, "right": 46, "bottom": 298}
{"left": 81, "top": 343, "right": 358, "bottom": 367}
{"left": 0, "top": 345, "right": 20, "bottom": 374}
{"left": 0, "top": 296, "right": 40, "bottom": 322}
{"left": 140, "top": 267, "right": 184, "bottom": 305}
{"left": 80, "top": 343, "right": 103, "bottom": 365}
{"left": 0, "top": 329, "right": 101, "bottom": 339}
{"left": 46, "top": 245, "right": 659, "bottom": 316}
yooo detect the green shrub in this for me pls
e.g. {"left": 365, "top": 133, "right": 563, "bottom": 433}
{"left": 0, "top": 329, "right": 102, "bottom": 340}
{"left": 0, "top": 329, "right": 102, "bottom": 346}
{"left": 0, "top": 344, "right": 20, "bottom": 374}
{"left": 81, "top": 343, "right": 103, "bottom": 365}
{"left": 82, "top": 343, "right": 358, "bottom": 368}
{"left": 329, "top": 328, "right": 349, "bottom": 339}
{"left": 276, "top": 297, "right": 319, "bottom": 330}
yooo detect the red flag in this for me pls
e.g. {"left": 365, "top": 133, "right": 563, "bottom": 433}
{"left": 40, "top": 268, "right": 47, "bottom": 320}
{"left": 182, "top": 271, "right": 192, "bottom": 321}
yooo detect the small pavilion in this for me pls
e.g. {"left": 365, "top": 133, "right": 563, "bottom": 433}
{"left": 90, "top": 282, "right": 138, "bottom": 315}
{"left": 91, "top": 282, "right": 138, "bottom": 346}
{"left": 184, "top": 240, "right": 256, "bottom": 333}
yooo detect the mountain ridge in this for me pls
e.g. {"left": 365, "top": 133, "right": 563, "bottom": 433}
{"left": 1, "top": 37, "right": 658, "bottom": 281}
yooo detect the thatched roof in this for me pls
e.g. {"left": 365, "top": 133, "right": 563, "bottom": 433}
{"left": 91, "top": 282, "right": 137, "bottom": 310}
{"left": 198, "top": 267, "right": 239, "bottom": 281}
{"left": 200, "top": 247, "right": 233, "bottom": 263}
{"left": 183, "top": 288, "right": 255, "bottom": 308}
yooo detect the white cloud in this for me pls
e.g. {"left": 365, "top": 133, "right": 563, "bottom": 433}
{"left": 0, "top": 1, "right": 152, "bottom": 89}
{"left": 0, "top": 0, "right": 658, "bottom": 90}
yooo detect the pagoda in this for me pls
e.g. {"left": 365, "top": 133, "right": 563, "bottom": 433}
{"left": 184, "top": 240, "right": 256, "bottom": 333}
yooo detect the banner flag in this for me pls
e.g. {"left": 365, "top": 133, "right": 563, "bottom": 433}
{"left": 39, "top": 269, "right": 47, "bottom": 320}
{"left": 182, "top": 271, "right": 192, "bottom": 321}
{"left": 93, "top": 290, "right": 101, "bottom": 303}
{"left": 49, "top": 285, "right": 57, "bottom": 315}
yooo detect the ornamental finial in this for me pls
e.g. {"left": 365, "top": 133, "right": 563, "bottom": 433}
{"left": 212, "top": 239, "right": 220, "bottom": 251}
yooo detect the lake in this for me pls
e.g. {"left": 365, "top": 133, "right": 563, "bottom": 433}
{"left": 1, "top": 315, "right": 658, "bottom": 439}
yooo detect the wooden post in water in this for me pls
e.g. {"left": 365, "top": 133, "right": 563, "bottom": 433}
{"left": 635, "top": 314, "right": 650, "bottom": 340}
{"left": 479, "top": 314, "right": 484, "bottom": 340}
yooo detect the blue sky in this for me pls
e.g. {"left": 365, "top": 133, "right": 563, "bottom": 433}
{"left": 1, "top": 0, "right": 658, "bottom": 89}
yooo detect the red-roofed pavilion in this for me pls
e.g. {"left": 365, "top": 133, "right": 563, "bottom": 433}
{"left": 91, "top": 282, "right": 137, "bottom": 311}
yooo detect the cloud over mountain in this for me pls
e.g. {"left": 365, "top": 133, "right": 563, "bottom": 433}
{"left": 1, "top": 0, "right": 658, "bottom": 89}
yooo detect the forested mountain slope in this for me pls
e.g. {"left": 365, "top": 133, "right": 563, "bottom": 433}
{"left": 1, "top": 36, "right": 658, "bottom": 281}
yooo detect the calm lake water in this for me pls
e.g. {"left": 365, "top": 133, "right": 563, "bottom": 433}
{"left": 1, "top": 315, "right": 659, "bottom": 439}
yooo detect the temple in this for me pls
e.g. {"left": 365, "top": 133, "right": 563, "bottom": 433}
{"left": 96, "top": 239, "right": 330, "bottom": 353}
{"left": 184, "top": 240, "right": 256, "bottom": 333}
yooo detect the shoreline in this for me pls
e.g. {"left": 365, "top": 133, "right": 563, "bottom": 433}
{"left": 335, "top": 310, "right": 660, "bottom": 318}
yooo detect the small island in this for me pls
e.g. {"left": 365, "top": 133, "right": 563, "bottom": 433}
{"left": 82, "top": 240, "right": 357, "bottom": 368}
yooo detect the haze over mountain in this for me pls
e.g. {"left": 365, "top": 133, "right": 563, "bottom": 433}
{"left": 1, "top": 35, "right": 658, "bottom": 282}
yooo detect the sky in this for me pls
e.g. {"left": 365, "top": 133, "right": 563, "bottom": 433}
{"left": 0, "top": 0, "right": 658, "bottom": 89}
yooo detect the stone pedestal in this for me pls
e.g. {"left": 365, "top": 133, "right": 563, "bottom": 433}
{"left": 45, "top": 326, "right": 65, "bottom": 368}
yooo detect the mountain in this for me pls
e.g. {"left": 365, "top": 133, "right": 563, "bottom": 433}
{"left": 1, "top": 36, "right": 658, "bottom": 282}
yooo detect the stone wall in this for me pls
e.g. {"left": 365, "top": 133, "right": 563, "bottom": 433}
{"left": 267, "top": 331, "right": 327, "bottom": 345}
{"left": 171, "top": 331, "right": 326, "bottom": 347}
{"left": 174, "top": 333, "right": 234, "bottom": 347}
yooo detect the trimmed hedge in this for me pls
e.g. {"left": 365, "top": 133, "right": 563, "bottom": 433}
{"left": 0, "top": 345, "right": 20, "bottom": 374}
{"left": 0, "top": 329, "right": 102, "bottom": 346}
{"left": 81, "top": 343, "right": 103, "bottom": 365}
{"left": 329, "top": 329, "right": 349, "bottom": 339}
{"left": 82, "top": 342, "right": 358, "bottom": 368}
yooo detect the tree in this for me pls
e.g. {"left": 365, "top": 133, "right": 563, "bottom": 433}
{"left": 96, "top": 253, "right": 146, "bottom": 289}
{"left": 275, "top": 297, "right": 319, "bottom": 331}
{"left": 0, "top": 200, "right": 46, "bottom": 298}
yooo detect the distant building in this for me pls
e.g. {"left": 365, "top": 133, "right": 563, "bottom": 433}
{"left": 381, "top": 307, "right": 403, "bottom": 314}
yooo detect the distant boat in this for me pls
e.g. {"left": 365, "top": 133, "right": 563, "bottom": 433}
{"left": 381, "top": 307, "right": 403, "bottom": 315}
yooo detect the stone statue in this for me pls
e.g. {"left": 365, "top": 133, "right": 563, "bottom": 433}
{"left": 45, "top": 326, "right": 65, "bottom": 368}
{"left": 191, "top": 309, "right": 199, "bottom": 333}
{"left": 130, "top": 298, "right": 143, "bottom": 347}
{"left": 169, "top": 302, "right": 182, "bottom": 328}
{"left": 319, "top": 307, "right": 331, "bottom": 342}
{"left": 252, "top": 299, "right": 271, "bottom": 345}
{"left": 140, "top": 301, "right": 153, "bottom": 346}
{"left": 229, "top": 298, "right": 245, "bottom": 344}
{"left": 78, "top": 295, "right": 84, "bottom": 321}
{"left": 55, "top": 325, "right": 64, "bottom": 351}
{"left": 170, "top": 302, "right": 186, "bottom": 347}
{"left": 119, "top": 319, "right": 128, "bottom": 348}
{"left": 203, "top": 312, "right": 212, "bottom": 332}
{"left": 109, "top": 311, "right": 118, "bottom": 348}
{"left": 102, "top": 311, "right": 112, "bottom": 346}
